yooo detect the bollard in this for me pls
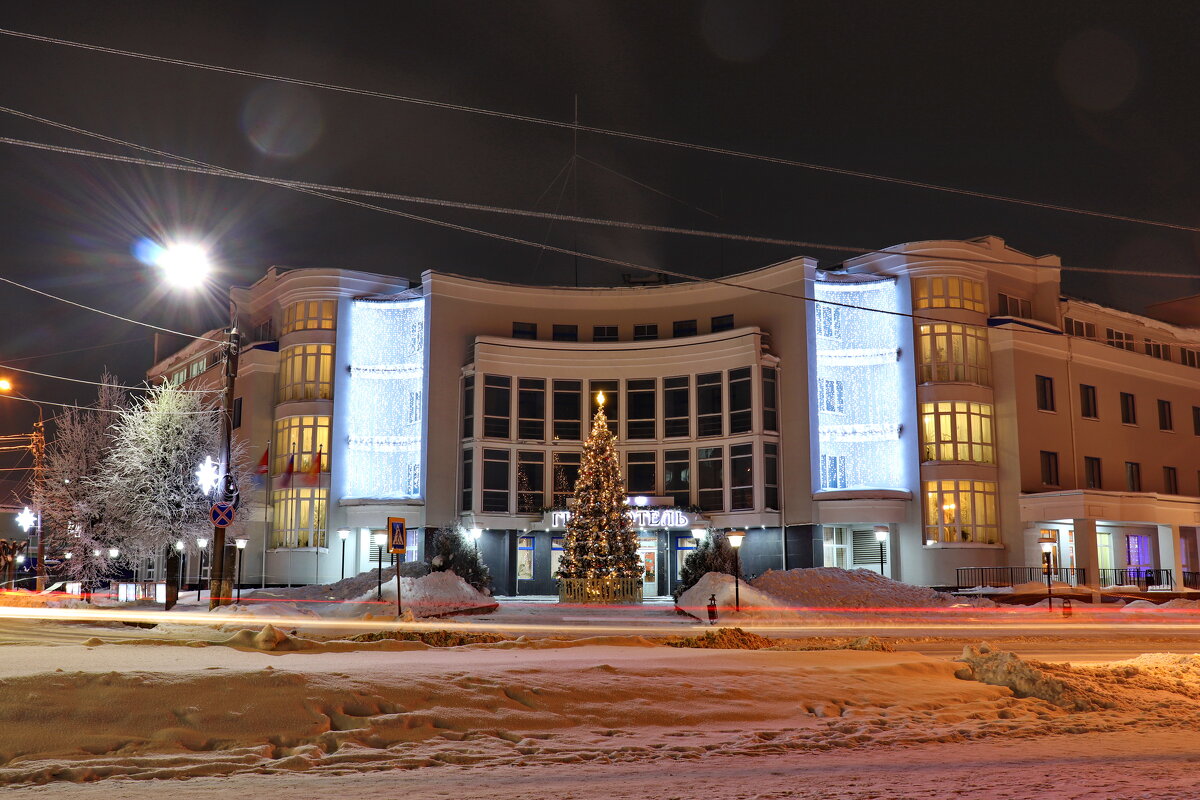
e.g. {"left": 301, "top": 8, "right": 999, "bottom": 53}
{"left": 1061, "top": 598, "right": 1072, "bottom": 618}
{"left": 707, "top": 593, "right": 718, "bottom": 625}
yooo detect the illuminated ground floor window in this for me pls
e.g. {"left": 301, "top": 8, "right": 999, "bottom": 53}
{"left": 923, "top": 479, "right": 998, "bottom": 544}
{"left": 271, "top": 487, "right": 328, "bottom": 548}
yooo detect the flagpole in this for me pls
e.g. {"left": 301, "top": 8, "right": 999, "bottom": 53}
{"left": 261, "top": 439, "right": 270, "bottom": 589}
{"left": 314, "top": 445, "right": 323, "bottom": 587}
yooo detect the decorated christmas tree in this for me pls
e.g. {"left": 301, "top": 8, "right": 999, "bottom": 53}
{"left": 558, "top": 392, "right": 641, "bottom": 600}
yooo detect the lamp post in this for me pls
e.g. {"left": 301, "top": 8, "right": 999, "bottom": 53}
{"left": 372, "top": 531, "right": 387, "bottom": 600}
{"left": 233, "top": 536, "right": 248, "bottom": 603}
{"left": 727, "top": 531, "right": 745, "bottom": 612}
{"left": 0, "top": 380, "right": 47, "bottom": 590}
{"left": 174, "top": 540, "right": 186, "bottom": 596}
{"left": 469, "top": 527, "right": 482, "bottom": 554}
{"left": 1038, "top": 531, "right": 1056, "bottom": 613}
{"left": 874, "top": 525, "right": 889, "bottom": 577}
{"left": 337, "top": 529, "right": 351, "bottom": 581}
{"left": 195, "top": 537, "right": 208, "bottom": 601}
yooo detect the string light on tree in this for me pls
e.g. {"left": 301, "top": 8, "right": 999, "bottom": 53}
{"left": 195, "top": 455, "right": 221, "bottom": 496}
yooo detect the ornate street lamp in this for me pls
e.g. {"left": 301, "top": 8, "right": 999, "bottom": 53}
{"left": 727, "top": 531, "right": 745, "bottom": 612}
{"left": 1038, "top": 531, "right": 1057, "bottom": 613}
{"left": 233, "top": 536, "right": 249, "bottom": 603}
{"left": 195, "top": 537, "right": 208, "bottom": 601}
{"left": 874, "top": 525, "right": 889, "bottom": 577}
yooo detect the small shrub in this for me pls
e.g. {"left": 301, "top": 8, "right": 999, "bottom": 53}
{"left": 425, "top": 525, "right": 491, "bottom": 593}
{"left": 673, "top": 533, "right": 742, "bottom": 600}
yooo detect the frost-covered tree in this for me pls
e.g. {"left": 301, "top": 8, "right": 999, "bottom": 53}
{"left": 672, "top": 532, "right": 742, "bottom": 600}
{"left": 33, "top": 374, "right": 129, "bottom": 587}
{"left": 426, "top": 524, "right": 491, "bottom": 593}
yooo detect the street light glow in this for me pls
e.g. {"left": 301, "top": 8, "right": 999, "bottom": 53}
{"left": 0, "top": 378, "right": 12, "bottom": 392}
{"left": 142, "top": 239, "right": 212, "bottom": 288}
{"left": 15, "top": 507, "right": 35, "bottom": 532}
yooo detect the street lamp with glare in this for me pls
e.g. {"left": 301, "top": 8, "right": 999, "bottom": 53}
{"left": 196, "top": 537, "right": 209, "bottom": 600}
{"left": 1038, "top": 531, "right": 1057, "bottom": 612}
{"left": 469, "top": 527, "right": 482, "bottom": 554}
{"left": 874, "top": 525, "right": 889, "bottom": 577}
{"left": 156, "top": 241, "right": 212, "bottom": 289}
{"left": 233, "top": 536, "right": 249, "bottom": 602}
{"left": 372, "top": 531, "right": 388, "bottom": 600}
{"left": 337, "top": 529, "right": 351, "bottom": 580}
{"left": 727, "top": 531, "right": 745, "bottom": 612}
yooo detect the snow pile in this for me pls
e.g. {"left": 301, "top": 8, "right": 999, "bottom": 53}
{"left": 245, "top": 561, "right": 430, "bottom": 604}
{"left": 751, "top": 567, "right": 992, "bottom": 609}
{"left": 244, "top": 567, "right": 496, "bottom": 619}
{"left": 360, "top": 570, "right": 499, "bottom": 617}
{"left": 675, "top": 572, "right": 782, "bottom": 620}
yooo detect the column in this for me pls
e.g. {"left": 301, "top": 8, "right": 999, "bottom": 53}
{"left": 1157, "top": 524, "right": 1184, "bottom": 590}
{"left": 1072, "top": 518, "right": 1100, "bottom": 591}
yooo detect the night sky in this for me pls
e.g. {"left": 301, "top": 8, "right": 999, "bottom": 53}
{"left": 3, "top": 0, "right": 1200, "bottom": 444}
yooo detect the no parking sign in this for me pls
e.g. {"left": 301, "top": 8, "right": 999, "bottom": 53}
{"left": 210, "top": 502, "right": 236, "bottom": 528}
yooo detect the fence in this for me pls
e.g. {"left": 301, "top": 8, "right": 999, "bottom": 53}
{"left": 558, "top": 576, "right": 643, "bottom": 604}
{"left": 1099, "top": 568, "right": 1175, "bottom": 591}
{"left": 1184, "top": 572, "right": 1200, "bottom": 590}
{"left": 955, "top": 566, "right": 1085, "bottom": 591}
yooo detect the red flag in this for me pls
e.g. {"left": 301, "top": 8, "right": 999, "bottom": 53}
{"left": 302, "top": 447, "right": 323, "bottom": 487}
{"left": 255, "top": 446, "right": 269, "bottom": 476}
{"left": 274, "top": 452, "right": 295, "bottom": 491}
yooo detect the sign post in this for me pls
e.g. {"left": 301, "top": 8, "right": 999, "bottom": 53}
{"left": 388, "top": 517, "right": 406, "bottom": 616}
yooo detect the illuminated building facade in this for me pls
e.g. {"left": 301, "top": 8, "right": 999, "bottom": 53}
{"left": 148, "top": 236, "right": 1200, "bottom": 594}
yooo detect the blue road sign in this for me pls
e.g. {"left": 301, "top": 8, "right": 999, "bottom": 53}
{"left": 210, "top": 502, "right": 236, "bottom": 528}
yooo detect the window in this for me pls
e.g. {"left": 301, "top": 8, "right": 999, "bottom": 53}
{"left": 633, "top": 324, "right": 658, "bottom": 341}
{"left": 593, "top": 325, "right": 618, "bottom": 342}
{"left": 626, "top": 380, "right": 656, "bottom": 440}
{"left": 1040, "top": 451, "right": 1060, "bottom": 486}
{"left": 231, "top": 397, "right": 243, "bottom": 430}
{"left": 270, "top": 487, "right": 327, "bottom": 548}
{"left": 551, "top": 324, "right": 578, "bottom": 342}
{"left": 627, "top": 452, "right": 656, "bottom": 494}
{"left": 729, "top": 444, "right": 754, "bottom": 510}
{"left": 188, "top": 357, "right": 207, "bottom": 378}
{"left": 823, "top": 528, "right": 849, "bottom": 568}
{"left": 277, "top": 343, "right": 334, "bottom": 402}
{"left": 517, "top": 451, "right": 545, "bottom": 512}
{"left": 553, "top": 380, "right": 581, "bottom": 440}
{"left": 728, "top": 367, "right": 752, "bottom": 434}
{"left": 483, "top": 376, "right": 511, "bottom": 439}
{"left": 273, "top": 415, "right": 331, "bottom": 476}
{"left": 1126, "top": 534, "right": 1152, "bottom": 568}
{"left": 711, "top": 314, "right": 734, "bottom": 332}
{"left": 815, "top": 304, "right": 840, "bottom": 337}
{"left": 1194, "top": 406, "right": 1200, "bottom": 436}
{"left": 516, "top": 536, "right": 534, "bottom": 580}
{"left": 251, "top": 317, "right": 274, "bottom": 342}
{"left": 1125, "top": 461, "right": 1141, "bottom": 492}
{"left": 1079, "top": 384, "right": 1098, "bottom": 419}
{"left": 912, "top": 276, "right": 985, "bottom": 312}
{"left": 664, "top": 449, "right": 690, "bottom": 507}
{"left": 997, "top": 292, "right": 1032, "bottom": 317}
{"left": 923, "top": 480, "right": 999, "bottom": 543}
{"left": 282, "top": 300, "right": 336, "bottom": 334}
{"left": 697, "top": 446, "right": 723, "bottom": 511}
{"left": 697, "top": 372, "right": 723, "bottom": 436}
{"left": 1164, "top": 466, "right": 1179, "bottom": 495}
{"left": 1105, "top": 328, "right": 1135, "bottom": 351}
{"left": 1084, "top": 456, "right": 1102, "bottom": 489}
{"left": 762, "top": 367, "right": 778, "bottom": 432}
{"left": 664, "top": 376, "right": 690, "bottom": 437}
{"left": 1182, "top": 348, "right": 1200, "bottom": 368}
{"left": 919, "top": 401, "right": 995, "bottom": 463}
{"left": 462, "top": 376, "right": 474, "bottom": 438}
{"left": 676, "top": 536, "right": 698, "bottom": 579}
{"left": 551, "top": 536, "right": 564, "bottom": 578}
{"left": 552, "top": 452, "right": 581, "bottom": 507}
{"left": 820, "top": 454, "right": 846, "bottom": 490}
{"left": 1158, "top": 399, "right": 1173, "bottom": 431}
{"left": 482, "top": 449, "right": 510, "bottom": 512}
{"left": 917, "top": 323, "right": 990, "bottom": 385}
{"left": 512, "top": 322, "right": 537, "bottom": 340}
{"left": 1063, "top": 317, "right": 1096, "bottom": 339}
{"left": 818, "top": 378, "right": 845, "bottom": 413}
{"left": 517, "top": 379, "right": 546, "bottom": 440}
{"left": 461, "top": 449, "right": 473, "bottom": 511}
{"left": 1121, "top": 392, "right": 1137, "bottom": 425}
{"left": 1035, "top": 375, "right": 1055, "bottom": 412}
{"left": 169, "top": 369, "right": 186, "bottom": 386}
{"left": 673, "top": 319, "right": 697, "bottom": 337}
{"left": 589, "top": 380, "right": 619, "bottom": 435}
{"left": 1145, "top": 340, "right": 1171, "bottom": 360}
{"left": 763, "top": 443, "right": 779, "bottom": 510}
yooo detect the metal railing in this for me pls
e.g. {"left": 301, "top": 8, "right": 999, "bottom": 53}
{"left": 956, "top": 566, "right": 1085, "bottom": 591}
{"left": 1184, "top": 572, "right": 1200, "bottom": 590}
{"left": 1099, "top": 568, "right": 1175, "bottom": 591}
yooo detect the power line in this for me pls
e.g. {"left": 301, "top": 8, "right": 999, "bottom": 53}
{"left": 0, "top": 393, "right": 219, "bottom": 416}
{"left": 0, "top": 361, "right": 214, "bottom": 393}
{"left": 1, "top": 26, "right": 1197, "bottom": 235}
{"left": 3, "top": 130, "right": 1198, "bottom": 282}
{"left": 0, "top": 336, "right": 148, "bottom": 365}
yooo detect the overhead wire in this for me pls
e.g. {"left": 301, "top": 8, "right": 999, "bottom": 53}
{"left": 1, "top": 26, "right": 1197, "bottom": 234}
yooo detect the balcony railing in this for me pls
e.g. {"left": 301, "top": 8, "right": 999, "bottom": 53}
{"left": 1099, "top": 568, "right": 1175, "bottom": 591}
{"left": 956, "top": 566, "right": 1085, "bottom": 591}
{"left": 1183, "top": 572, "right": 1200, "bottom": 590}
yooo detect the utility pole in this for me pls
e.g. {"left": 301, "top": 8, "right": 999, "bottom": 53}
{"left": 31, "top": 409, "right": 45, "bottom": 591}
{"left": 208, "top": 321, "right": 240, "bottom": 610}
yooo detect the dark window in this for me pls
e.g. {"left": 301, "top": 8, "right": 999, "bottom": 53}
{"left": 512, "top": 322, "right": 537, "bottom": 340}
{"left": 633, "top": 324, "right": 658, "bottom": 341}
{"left": 1084, "top": 456, "right": 1102, "bottom": 490}
{"left": 627, "top": 452, "right": 656, "bottom": 494}
{"left": 461, "top": 449, "right": 473, "bottom": 511}
{"left": 1040, "top": 451, "right": 1059, "bottom": 486}
{"left": 552, "top": 452, "right": 581, "bottom": 507}
{"left": 697, "top": 446, "right": 723, "bottom": 511}
{"left": 697, "top": 372, "right": 723, "bottom": 437}
{"left": 762, "top": 367, "right": 778, "bottom": 432}
{"left": 462, "top": 375, "right": 474, "bottom": 438}
{"left": 517, "top": 451, "right": 545, "bottom": 512}
{"left": 673, "top": 319, "right": 697, "bottom": 338}
{"left": 590, "top": 380, "right": 619, "bottom": 435}
{"left": 552, "top": 324, "right": 578, "bottom": 342}
{"left": 728, "top": 367, "right": 752, "bottom": 434}
{"left": 664, "top": 376, "right": 690, "bottom": 438}
{"left": 1194, "top": 406, "right": 1200, "bottom": 436}
{"left": 517, "top": 378, "right": 545, "bottom": 440}
{"left": 231, "top": 397, "right": 243, "bottom": 429}
{"left": 763, "top": 442, "right": 779, "bottom": 510}
{"left": 1158, "top": 399, "right": 1173, "bottom": 431}
{"left": 1126, "top": 461, "right": 1141, "bottom": 492}
{"left": 1079, "top": 384, "right": 1097, "bottom": 419}
{"left": 664, "top": 449, "right": 690, "bottom": 507}
{"left": 1035, "top": 375, "right": 1055, "bottom": 412}
{"left": 1121, "top": 392, "right": 1137, "bottom": 425}
{"left": 730, "top": 443, "right": 753, "bottom": 510}
{"left": 553, "top": 380, "right": 581, "bottom": 440}
{"left": 626, "top": 379, "right": 656, "bottom": 440}
{"left": 483, "top": 375, "right": 511, "bottom": 438}
{"left": 711, "top": 314, "right": 734, "bottom": 333}
{"left": 593, "top": 325, "right": 618, "bottom": 342}
{"left": 1164, "top": 466, "right": 1179, "bottom": 495}
{"left": 482, "top": 449, "right": 510, "bottom": 512}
